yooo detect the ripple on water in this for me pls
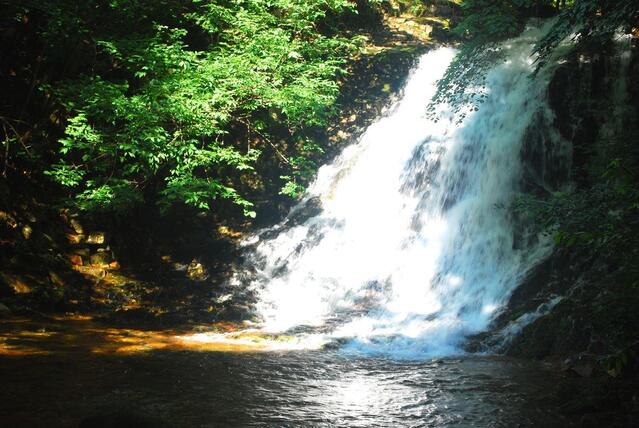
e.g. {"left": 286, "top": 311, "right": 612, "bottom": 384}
{"left": 0, "top": 350, "right": 579, "bottom": 427}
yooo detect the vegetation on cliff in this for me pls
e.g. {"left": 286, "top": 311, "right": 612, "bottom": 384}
{"left": 450, "top": 2, "right": 639, "bottom": 399}
{"left": 434, "top": 0, "right": 639, "bottom": 111}
{"left": 1, "top": 0, "right": 372, "bottom": 216}
{"left": 442, "top": 0, "right": 639, "bottom": 288}
{"left": 0, "top": 0, "right": 443, "bottom": 314}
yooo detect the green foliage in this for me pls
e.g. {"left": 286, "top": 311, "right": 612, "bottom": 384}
{"left": 279, "top": 176, "right": 306, "bottom": 198}
{"left": 76, "top": 180, "right": 144, "bottom": 212}
{"left": 515, "top": 128, "right": 639, "bottom": 262}
{"left": 534, "top": 0, "right": 639, "bottom": 70}
{"left": 390, "top": 0, "right": 429, "bottom": 16}
{"left": 454, "top": 0, "right": 537, "bottom": 43}
{"left": 431, "top": 0, "right": 550, "bottom": 115}
{"left": 429, "top": 42, "right": 500, "bottom": 119}
{"left": 279, "top": 138, "right": 324, "bottom": 198}
{"left": 516, "top": 183, "right": 639, "bottom": 255}
{"left": 11, "top": 0, "right": 365, "bottom": 214}
{"left": 445, "top": 0, "right": 639, "bottom": 262}
{"left": 433, "top": 0, "right": 638, "bottom": 114}
{"left": 601, "top": 345, "right": 638, "bottom": 378}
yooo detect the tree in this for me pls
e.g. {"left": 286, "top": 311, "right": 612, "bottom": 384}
{"left": 2, "top": 0, "right": 364, "bottom": 215}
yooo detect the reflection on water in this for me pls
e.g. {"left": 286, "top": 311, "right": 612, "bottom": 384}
{"left": 0, "top": 348, "right": 577, "bottom": 427}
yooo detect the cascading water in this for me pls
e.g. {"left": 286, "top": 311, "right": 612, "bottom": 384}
{"left": 225, "top": 23, "right": 569, "bottom": 357}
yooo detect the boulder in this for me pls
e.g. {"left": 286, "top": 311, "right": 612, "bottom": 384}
{"left": 69, "top": 218, "right": 84, "bottom": 234}
{"left": 90, "top": 252, "right": 113, "bottom": 267}
{"left": 285, "top": 196, "right": 323, "bottom": 227}
{"left": 86, "top": 232, "right": 106, "bottom": 245}
{"left": 69, "top": 254, "right": 83, "bottom": 266}
{"left": 0, "top": 210, "right": 17, "bottom": 229}
{"left": 187, "top": 259, "right": 208, "bottom": 281}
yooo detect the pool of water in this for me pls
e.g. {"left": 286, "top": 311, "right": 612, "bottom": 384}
{"left": 0, "top": 349, "right": 577, "bottom": 427}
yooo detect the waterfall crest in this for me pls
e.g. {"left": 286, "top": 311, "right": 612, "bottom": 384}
{"left": 230, "top": 23, "right": 569, "bottom": 357}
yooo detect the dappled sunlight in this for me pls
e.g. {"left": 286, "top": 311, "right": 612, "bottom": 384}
{"left": 178, "top": 330, "right": 328, "bottom": 351}
{"left": 0, "top": 316, "right": 286, "bottom": 356}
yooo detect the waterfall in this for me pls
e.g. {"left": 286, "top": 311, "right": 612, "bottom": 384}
{"left": 229, "top": 23, "right": 568, "bottom": 357}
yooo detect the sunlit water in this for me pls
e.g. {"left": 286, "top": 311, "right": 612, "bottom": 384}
{"left": 0, "top": 351, "right": 579, "bottom": 427}
{"left": 223, "top": 23, "right": 569, "bottom": 357}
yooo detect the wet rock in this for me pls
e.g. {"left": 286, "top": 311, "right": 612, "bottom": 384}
{"left": 285, "top": 196, "right": 323, "bottom": 227}
{"left": 90, "top": 252, "right": 113, "bottom": 267}
{"left": 0, "top": 273, "right": 32, "bottom": 294}
{"left": 224, "top": 303, "right": 253, "bottom": 320}
{"left": 172, "top": 262, "right": 188, "bottom": 272}
{"left": 69, "top": 254, "right": 83, "bottom": 266}
{"left": 66, "top": 233, "right": 85, "bottom": 244}
{"left": 425, "top": 1, "right": 461, "bottom": 18}
{"left": 430, "top": 26, "right": 454, "bottom": 42}
{"left": 0, "top": 302, "right": 11, "bottom": 318}
{"left": 86, "top": 232, "right": 106, "bottom": 245}
{"left": 216, "top": 293, "right": 233, "bottom": 304}
{"left": 580, "top": 414, "right": 604, "bottom": 428}
{"left": 0, "top": 210, "right": 17, "bottom": 228}
{"left": 520, "top": 109, "right": 571, "bottom": 194}
{"left": 560, "top": 397, "right": 597, "bottom": 415}
{"left": 587, "top": 336, "right": 610, "bottom": 354}
{"left": 187, "top": 259, "right": 208, "bottom": 281}
{"left": 69, "top": 218, "right": 84, "bottom": 234}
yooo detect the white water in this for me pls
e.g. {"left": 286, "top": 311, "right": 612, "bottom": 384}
{"left": 229, "top": 24, "right": 568, "bottom": 357}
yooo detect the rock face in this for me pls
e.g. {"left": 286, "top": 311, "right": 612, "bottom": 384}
{"left": 285, "top": 196, "right": 323, "bottom": 227}
{"left": 467, "top": 39, "right": 639, "bottom": 426}
{"left": 493, "top": 37, "right": 639, "bottom": 363}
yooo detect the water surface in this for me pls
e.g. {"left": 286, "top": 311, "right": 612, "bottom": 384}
{"left": 0, "top": 350, "right": 576, "bottom": 427}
